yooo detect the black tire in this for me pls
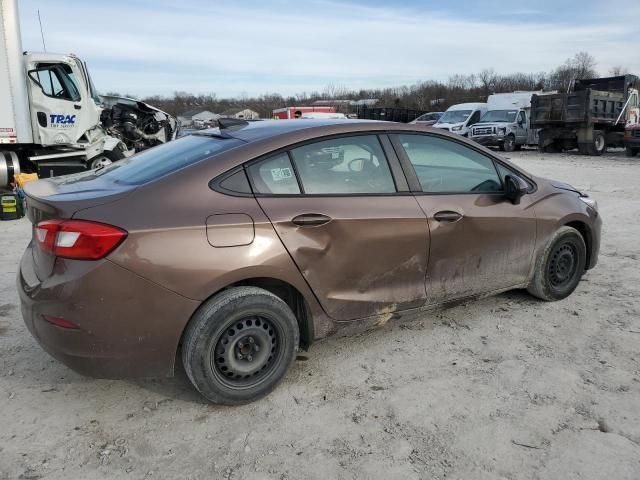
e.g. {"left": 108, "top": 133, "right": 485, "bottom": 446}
{"left": 503, "top": 135, "right": 516, "bottom": 152}
{"left": 527, "top": 226, "right": 586, "bottom": 301}
{"left": 626, "top": 146, "right": 638, "bottom": 157}
{"left": 182, "top": 286, "right": 299, "bottom": 405}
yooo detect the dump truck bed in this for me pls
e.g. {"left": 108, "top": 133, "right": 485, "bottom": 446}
{"left": 530, "top": 89, "right": 626, "bottom": 127}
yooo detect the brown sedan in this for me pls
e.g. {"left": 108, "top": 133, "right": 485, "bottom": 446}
{"left": 18, "top": 119, "right": 601, "bottom": 404}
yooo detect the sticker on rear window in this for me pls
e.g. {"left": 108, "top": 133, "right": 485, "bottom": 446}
{"left": 270, "top": 167, "right": 293, "bottom": 182}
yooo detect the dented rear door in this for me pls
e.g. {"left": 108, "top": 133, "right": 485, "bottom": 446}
{"left": 250, "top": 134, "right": 429, "bottom": 321}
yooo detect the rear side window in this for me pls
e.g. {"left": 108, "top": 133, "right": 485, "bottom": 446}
{"left": 247, "top": 153, "right": 300, "bottom": 194}
{"left": 95, "top": 135, "right": 242, "bottom": 185}
{"left": 289, "top": 135, "right": 396, "bottom": 194}
{"left": 397, "top": 134, "right": 502, "bottom": 193}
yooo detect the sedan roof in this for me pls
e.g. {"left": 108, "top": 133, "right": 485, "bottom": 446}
{"left": 213, "top": 119, "right": 390, "bottom": 142}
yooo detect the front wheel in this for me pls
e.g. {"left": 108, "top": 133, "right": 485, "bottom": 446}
{"left": 626, "top": 146, "right": 638, "bottom": 157}
{"left": 527, "top": 226, "right": 586, "bottom": 301}
{"left": 503, "top": 135, "right": 516, "bottom": 152}
{"left": 182, "top": 287, "right": 299, "bottom": 405}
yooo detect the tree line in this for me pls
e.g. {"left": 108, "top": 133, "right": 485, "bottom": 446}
{"left": 106, "top": 52, "right": 631, "bottom": 118}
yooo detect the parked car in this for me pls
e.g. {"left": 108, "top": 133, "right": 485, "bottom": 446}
{"left": 18, "top": 119, "right": 601, "bottom": 404}
{"left": 433, "top": 102, "right": 487, "bottom": 136}
{"left": 409, "top": 112, "right": 443, "bottom": 126}
{"left": 624, "top": 123, "right": 640, "bottom": 157}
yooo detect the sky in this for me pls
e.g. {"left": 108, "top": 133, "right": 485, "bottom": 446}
{"left": 16, "top": 0, "right": 640, "bottom": 98}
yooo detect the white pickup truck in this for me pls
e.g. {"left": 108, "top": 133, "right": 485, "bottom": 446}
{"left": 469, "top": 91, "right": 546, "bottom": 152}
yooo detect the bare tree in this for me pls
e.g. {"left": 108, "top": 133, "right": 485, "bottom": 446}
{"left": 609, "top": 65, "right": 629, "bottom": 76}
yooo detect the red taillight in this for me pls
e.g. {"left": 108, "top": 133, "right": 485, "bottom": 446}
{"left": 35, "top": 219, "right": 127, "bottom": 260}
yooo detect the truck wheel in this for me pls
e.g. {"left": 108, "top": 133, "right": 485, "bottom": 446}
{"left": 88, "top": 148, "right": 126, "bottom": 170}
{"left": 527, "top": 226, "right": 586, "bottom": 301}
{"left": 626, "top": 146, "right": 638, "bottom": 157}
{"left": 503, "top": 135, "right": 516, "bottom": 152}
{"left": 182, "top": 286, "right": 299, "bottom": 405}
{"left": 590, "top": 131, "right": 606, "bottom": 156}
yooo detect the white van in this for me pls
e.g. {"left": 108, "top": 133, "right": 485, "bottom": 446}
{"left": 433, "top": 102, "right": 487, "bottom": 137}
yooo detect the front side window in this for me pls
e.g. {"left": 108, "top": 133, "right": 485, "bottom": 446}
{"left": 397, "top": 134, "right": 502, "bottom": 193}
{"left": 29, "top": 63, "right": 81, "bottom": 102}
{"left": 518, "top": 111, "right": 527, "bottom": 125}
{"left": 289, "top": 135, "right": 396, "bottom": 194}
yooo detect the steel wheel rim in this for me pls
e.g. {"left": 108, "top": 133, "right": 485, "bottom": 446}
{"left": 548, "top": 241, "right": 578, "bottom": 288}
{"left": 595, "top": 135, "right": 604, "bottom": 151}
{"left": 211, "top": 315, "right": 281, "bottom": 388}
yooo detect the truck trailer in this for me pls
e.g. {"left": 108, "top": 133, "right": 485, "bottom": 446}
{"left": 530, "top": 75, "right": 639, "bottom": 155}
{"left": 0, "top": 0, "right": 177, "bottom": 188}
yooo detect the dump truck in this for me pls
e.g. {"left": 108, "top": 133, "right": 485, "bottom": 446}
{"left": 0, "top": 0, "right": 177, "bottom": 188}
{"left": 530, "top": 75, "right": 639, "bottom": 155}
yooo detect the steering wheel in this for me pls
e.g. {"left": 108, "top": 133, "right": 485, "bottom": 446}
{"left": 348, "top": 157, "right": 373, "bottom": 173}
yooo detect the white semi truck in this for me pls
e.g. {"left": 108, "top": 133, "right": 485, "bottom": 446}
{"left": 0, "top": 0, "right": 177, "bottom": 188}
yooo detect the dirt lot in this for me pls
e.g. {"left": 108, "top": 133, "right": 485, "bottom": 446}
{"left": 1, "top": 149, "right": 639, "bottom": 480}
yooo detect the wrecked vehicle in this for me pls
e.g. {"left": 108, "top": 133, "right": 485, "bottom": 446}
{"left": 100, "top": 95, "right": 177, "bottom": 156}
{"left": 0, "top": 0, "right": 176, "bottom": 186}
{"left": 18, "top": 119, "right": 601, "bottom": 404}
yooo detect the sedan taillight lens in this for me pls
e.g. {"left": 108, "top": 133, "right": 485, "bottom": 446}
{"left": 35, "top": 219, "right": 127, "bottom": 260}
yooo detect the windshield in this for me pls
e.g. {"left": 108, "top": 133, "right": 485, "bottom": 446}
{"left": 94, "top": 134, "right": 243, "bottom": 185}
{"left": 479, "top": 110, "right": 517, "bottom": 123}
{"left": 437, "top": 110, "right": 471, "bottom": 124}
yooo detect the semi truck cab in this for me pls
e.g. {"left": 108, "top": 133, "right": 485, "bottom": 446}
{"left": 24, "top": 53, "right": 118, "bottom": 155}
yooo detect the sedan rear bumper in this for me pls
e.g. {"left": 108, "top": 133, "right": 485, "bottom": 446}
{"left": 18, "top": 244, "right": 199, "bottom": 378}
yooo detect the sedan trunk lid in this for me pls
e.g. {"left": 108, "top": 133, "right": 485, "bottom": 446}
{"left": 24, "top": 170, "right": 135, "bottom": 281}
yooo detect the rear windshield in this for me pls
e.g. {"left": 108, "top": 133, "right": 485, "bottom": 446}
{"left": 95, "top": 135, "right": 242, "bottom": 185}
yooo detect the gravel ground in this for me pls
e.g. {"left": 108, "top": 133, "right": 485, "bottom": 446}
{"left": 1, "top": 149, "right": 639, "bottom": 480}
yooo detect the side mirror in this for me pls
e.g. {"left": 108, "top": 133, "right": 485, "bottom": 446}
{"left": 504, "top": 174, "right": 529, "bottom": 205}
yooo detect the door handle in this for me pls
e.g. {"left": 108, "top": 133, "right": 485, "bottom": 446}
{"left": 291, "top": 213, "right": 332, "bottom": 227}
{"left": 74, "top": 104, "right": 81, "bottom": 110}
{"left": 433, "top": 211, "right": 463, "bottom": 223}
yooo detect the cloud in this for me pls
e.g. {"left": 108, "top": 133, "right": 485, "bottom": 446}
{"left": 17, "top": 0, "right": 639, "bottom": 97}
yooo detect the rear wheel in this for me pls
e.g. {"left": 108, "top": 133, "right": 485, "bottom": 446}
{"left": 182, "top": 287, "right": 299, "bottom": 405}
{"left": 527, "top": 226, "right": 586, "bottom": 301}
{"left": 580, "top": 131, "right": 606, "bottom": 156}
{"left": 626, "top": 146, "right": 638, "bottom": 157}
